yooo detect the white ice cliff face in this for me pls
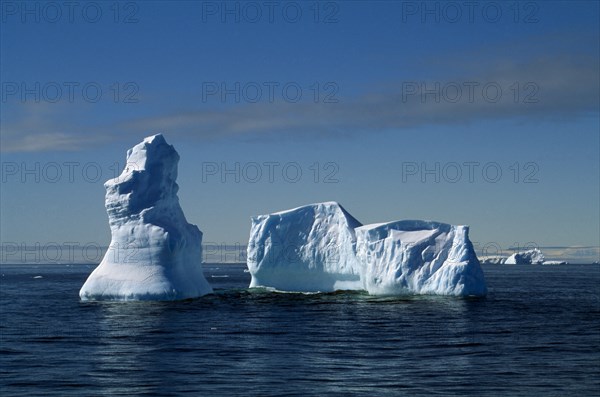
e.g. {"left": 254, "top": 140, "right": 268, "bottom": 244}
{"left": 246, "top": 202, "right": 487, "bottom": 296}
{"left": 79, "top": 134, "right": 212, "bottom": 301}
{"left": 504, "top": 249, "right": 545, "bottom": 265}
{"left": 356, "top": 221, "right": 487, "bottom": 296}
{"left": 247, "top": 202, "right": 364, "bottom": 292}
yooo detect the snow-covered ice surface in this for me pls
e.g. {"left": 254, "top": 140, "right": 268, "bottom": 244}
{"left": 79, "top": 134, "right": 212, "bottom": 301}
{"left": 504, "top": 248, "right": 545, "bottom": 265}
{"left": 356, "top": 221, "right": 487, "bottom": 296}
{"left": 247, "top": 202, "right": 364, "bottom": 292}
{"left": 246, "top": 202, "right": 487, "bottom": 297}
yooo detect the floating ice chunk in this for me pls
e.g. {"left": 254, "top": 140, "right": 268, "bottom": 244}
{"left": 356, "top": 220, "right": 487, "bottom": 296}
{"left": 246, "top": 202, "right": 487, "bottom": 297}
{"left": 79, "top": 134, "right": 212, "bottom": 301}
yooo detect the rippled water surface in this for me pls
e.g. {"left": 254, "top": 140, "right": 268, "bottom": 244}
{"left": 1, "top": 264, "right": 599, "bottom": 396}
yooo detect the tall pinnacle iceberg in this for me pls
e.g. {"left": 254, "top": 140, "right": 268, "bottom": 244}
{"left": 80, "top": 134, "right": 212, "bottom": 301}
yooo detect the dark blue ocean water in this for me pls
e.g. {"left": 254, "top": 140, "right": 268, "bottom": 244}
{"left": 1, "top": 263, "right": 599, "bottom": 396}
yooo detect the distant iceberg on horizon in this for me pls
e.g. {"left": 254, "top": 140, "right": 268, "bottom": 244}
{"left": 480, "top": 248, "right": 567, "bottom": 265}
{"left": 79, "top": 134, "right": 212, "bottom": 301}
{"left": 247, "top": 202, "right": 487, "bottom": 297}
{"left": 505, "top": 248, "right": 545, "bottom": 265}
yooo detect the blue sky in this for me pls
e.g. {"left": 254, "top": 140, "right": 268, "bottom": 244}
{"left": 1, "top": 1, "right": 599, "bottom": 263}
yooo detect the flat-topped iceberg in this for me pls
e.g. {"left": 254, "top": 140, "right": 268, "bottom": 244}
{"left": 247, "top": 202, "right": 363, "bottom": 292}
{"left": 504, "top": 248, "right": 545, "bottom": 265}
{"left": 246, "top": 202, "right": 487, "bottom": 297}
{"left": 356, "top": 221, "right": 486, "bottom": 296}
{"left": 79, "top": 134, "right": 212, "bottom": 301}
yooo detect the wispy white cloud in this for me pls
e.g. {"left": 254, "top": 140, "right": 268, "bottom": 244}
{"left": 2, "top": 46, "right": 598, "bottom": 153}
{"left": 3, "top": 132, "right": 91, "bottom": 153}
{"left": 0, "top": 102, "right": 109, "bottom": 152}
{"left": 119, "top": 52, "right": 600, "bottom": 139}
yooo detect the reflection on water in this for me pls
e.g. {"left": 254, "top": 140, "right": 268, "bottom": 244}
{"left": 92, "top": 302, "right": 173, "bottom": 395}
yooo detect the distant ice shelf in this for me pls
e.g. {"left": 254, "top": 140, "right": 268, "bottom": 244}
{"left": 480, "top": 249, "right": 567, "bottom": 265}
{"left": 541, "top": 260, "right": 568, "bottom": 265}
{"left": 479, "top": 256, "right": 508, "bottom": 265}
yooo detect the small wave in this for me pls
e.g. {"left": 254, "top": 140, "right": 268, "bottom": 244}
{"left": 33, "top": 276, "right": 43, "bottom": 279}
{"left": 211, "top": 275, "right": 229, "bottom": 278}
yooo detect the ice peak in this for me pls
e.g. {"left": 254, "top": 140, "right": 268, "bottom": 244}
{"left": 143, "top": 133, "right": 166, "bottom": 144}
{"left": 126, "top": 133, "right": 178, "bottom": 166}
{"left": 106, "top": 134, "right": 182, "bottom": 220}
